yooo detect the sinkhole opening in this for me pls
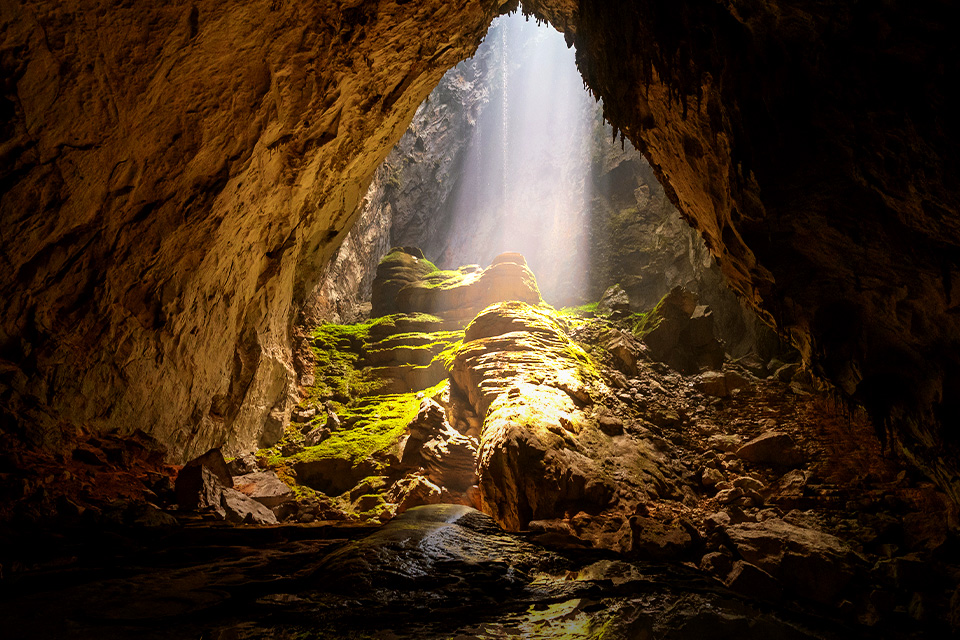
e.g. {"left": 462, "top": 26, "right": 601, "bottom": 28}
{"left": 317, "top": 11, "right": 701, "bottom": 316}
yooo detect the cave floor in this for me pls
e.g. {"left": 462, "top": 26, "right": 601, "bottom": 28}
{"left": 0, "top": 507, "right": 911, "bottom": 640}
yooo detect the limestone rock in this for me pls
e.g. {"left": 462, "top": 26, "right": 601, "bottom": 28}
{"left": 0, "top": 0, "right": 503, "bottom": 464}
{"left": 724, "top": 518, "right": 861, "bottom": 604}
{"left": 370, "top": 248, "right": 438, "bottom": 317}
{"left": 420, "top": 429, "right": 478, "bottom": 492}
{"left": 371, "top": 249, "right": 542, "bottom": 325}
{"left": 128, "top": 503, "right": 179, "bottom": 528}
{"left": 725, "top": 560, "right": 783, "bottom": 601}
{"left": 304, "top": 426, "right": 331, "bottom": 447}
{"left": 220, "top": 488, "right": 278, "bottom": 525}
{"left": 629, "top": 516, "right": 694, "bottom": 559}
{"left": 701, "top": 467, "right": 724, "bottom": 488}
{"left": 173, "top": 465, "right": 225, "bottom": 516}
{"left": 3, "top": 0, "right": 960, "bottom": 510}
{"left": 737, "top": 432, "right": 806, "bottom": 467}
{"left": 638, "top": 287, "right": 725, "bottom": 374}
{"left": 386, "top": 474, "right": 444, "bottom": 513}
{"left": 451, "top": 302, "right": 675, "bottom": 536}
{"left": 597, "top": 284, "right": 632, "bottom": 315}
{"left": 174, "top": 448, "right": 232, "bottom": 510}
{"left": 226, "top": 453, "right": 257, "bottom": 477}
{"left": 402, "top": 398, "right": 479, "bottom": 492}
{"left": 232, "top": 471, "right": 294, "bottom": 509}
{"left": 694, "top": 369, "right": 751, "bottom": 398}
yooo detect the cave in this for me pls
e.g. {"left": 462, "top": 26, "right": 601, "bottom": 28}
{"left": 2, "top": 1, "right": 960, "bottom": 638}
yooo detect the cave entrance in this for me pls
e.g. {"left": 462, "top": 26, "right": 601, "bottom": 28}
{"left": 319, "top": 11, "right": 683, "bottom": 315}
{"left": 313, "top": 11, "right": 757, "bottom": 354}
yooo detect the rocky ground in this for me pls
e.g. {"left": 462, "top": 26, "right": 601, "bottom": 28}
{"left": 1, "top": 251, "right": 957, "bottom": 638}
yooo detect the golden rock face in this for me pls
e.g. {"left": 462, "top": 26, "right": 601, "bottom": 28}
{"left": 3, "top": 1, "right": 960, "bottom": 500}
{"left": 0, "top": 0, "right": 504, "bottom": 460}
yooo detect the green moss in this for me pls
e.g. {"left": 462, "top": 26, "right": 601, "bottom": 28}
{"left": 630, "top": 290, "right": 677, "bottom": 338}
{"left": 415, "top": 268, "right": 468, "bottom": 290}
{"left": 290, "top": 392, "right": 421, "bottom": 465}
{"left": 556, "top": 302, "right": 599, "bottom": 316}
{"left": 437, "top": 337, "right": 464, "bottom": 370}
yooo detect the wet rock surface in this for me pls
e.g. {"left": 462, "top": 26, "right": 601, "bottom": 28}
{"left": 0, "top": 505, "right": 908, "bottom": 639}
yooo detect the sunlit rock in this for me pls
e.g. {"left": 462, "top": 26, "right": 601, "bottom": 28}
{"left": 451, "top": 301, "right": 678, "bottom": 538}
{"left": 371, "top": 248, "right": 542, "bottom": 324}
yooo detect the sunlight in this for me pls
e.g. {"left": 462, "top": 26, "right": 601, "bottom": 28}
{"left": 438, "top": 12, "right": 595, "bottom": 305}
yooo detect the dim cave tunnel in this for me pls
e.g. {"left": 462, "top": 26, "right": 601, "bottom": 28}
{"left": 2, "top": 1, "right": 960, "bottom": 638}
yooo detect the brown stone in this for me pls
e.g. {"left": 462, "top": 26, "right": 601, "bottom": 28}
{"left": 737, "top": 432, "right": 806, "bottom": 467}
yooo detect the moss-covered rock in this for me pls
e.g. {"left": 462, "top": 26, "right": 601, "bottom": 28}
{"left": 372, "top": 249, "right": 543, "bottom": 325}
{"left": 632, "top": 286, "right": 724, "bottom": 375}
{"left": 449, "top": 302, "right": 673, "bottom": 536}
{"left": 371, "top": 247, "right": 440, "bottom": 317}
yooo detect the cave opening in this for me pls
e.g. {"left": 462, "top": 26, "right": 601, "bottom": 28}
{"left": 2, "top": 2, "right": 959, "bottom": 638}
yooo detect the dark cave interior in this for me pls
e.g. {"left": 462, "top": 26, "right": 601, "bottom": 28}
{"left": 1, "top": 1, "right": 960, "bottom": 637}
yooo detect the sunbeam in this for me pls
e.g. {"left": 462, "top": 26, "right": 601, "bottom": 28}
{"left": 437, "top": 12, "right": 595, "bottom": 305}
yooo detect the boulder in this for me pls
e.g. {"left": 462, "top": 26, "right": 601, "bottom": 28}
{"left": 637, "top": 287, "right": 725, "bottom": 374}
{"left": 386, "top": 474, "right": 444, "bottom": 513}
{"left": 736, "top": 432, "right": 806, "bottom": 467}
{"left": 694, "top": 371, "right": 729, "bottom": 397}
{"left": 701, "top": 467, "right": 725, "bottom": 487}
{"left": 233, "top": 471, "right": 295, "bottom": 508}
{"left": 724, "top": 518, "right": 860, "bottom": 604}
{"left": 629, "top": 516, "right": 694, "bottom": 559}
{"left": 597, "top": 284, "right": 632, "bottom": 315}
{"left": 694, "top": 370, "right": 751, "bottom": 398}
{"left": 176, "top": 462, "right": 229, "bottom": 512}
{"left": 304, "top": 426, "right": 331, "bottom": 447}
{"left": 128, "top": 503, "right": 179, "bottom": 528}
{"left": 174, "top": 448, "right": 232, "bottom": 509}
{"left": 220, "top": 488, "right": 278, "bottom": 525}
{"left": 227, "top": 453, "right": 257, "bottom": 476}
{"left": 597, "top": 328, "right": 647, "bottom": 377}
{"left": 725, "top": 560, "right": 783, "bottom": 601}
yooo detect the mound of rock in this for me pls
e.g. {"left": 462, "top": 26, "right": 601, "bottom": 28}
{"left": 450, "top": 302, "right": 679, "bottom": 539}
{"left": 371, "top": 248, "right": 542, "bottom": 324}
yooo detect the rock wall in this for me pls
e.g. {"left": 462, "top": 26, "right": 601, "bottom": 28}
{"left": 0, "top": 0, "right": 506, "bottom": 461}
{"left": 527, "top": 0, "right": 960, "bottom": 500}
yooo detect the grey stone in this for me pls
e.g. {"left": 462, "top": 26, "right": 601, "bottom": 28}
{"left": 220, "top": 488, "right": 278, "bottom": 525}
{"left": 233, "top": 470, "right": 295, "bottom": 508}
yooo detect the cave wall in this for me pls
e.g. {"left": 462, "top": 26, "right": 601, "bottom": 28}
{"left": 0, "top": 0, "right": 506, "bottom": 461}
{"left": 526, "top": 0, "right": 960, "bottom": 500}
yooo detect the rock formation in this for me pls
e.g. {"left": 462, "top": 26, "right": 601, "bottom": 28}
{"left": 371, "top": 248, "right": 542, "bottom": 324}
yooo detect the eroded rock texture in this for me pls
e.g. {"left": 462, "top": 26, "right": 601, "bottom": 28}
{"left": 0, "top": 0, "right": 505, "bottom": 460}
